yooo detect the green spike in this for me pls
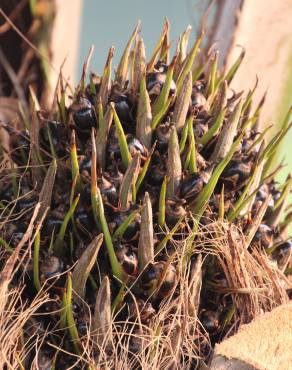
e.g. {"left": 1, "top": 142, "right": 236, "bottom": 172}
{"left": 113, "top": 208, "right": 141, "bottom": 238}
{"left": 147, "top": 19, "right": 169, "bottom": 72}
{"left": 153, "top": 56, "right": 176, "bottom": 116}
{"left": 138, "top": 192, "right": 154, "bottom": 269}
{"left": 78, "top": 46, "right": 94, "bottom": 94}
{"left": 179, "top": 116, "right": 191, "bottom": 153}
{"left": 155, "top": 217, "right": 184, "bottom": 255}
{"left": 212, "top": 80, "right": 227, "bottom": 118}
{"left": 210, "top": 99, "right": 243, "bottom": 162}
{"left": 207, "top": 50, "right": 219, "bottom": 97}
{"left": 72, "top": 234, "right": 103, "bottom": 302}
{"left": 119, "top": 153, "right": 141, "bottom": 210}
{"left": 91, "top": 130, "right": 126, "bottom": 282}
{"left": 65, "top": 273, "right": 81, "bottom": 355}
{"left": 187, "top": 116, "right": 197, "bottom": 173}
{"left": 176, "top": 25, "right": 192, "bottom": 67}
{"left": 173, "top": 71, "right": 192, "bottom": 132}
{"left": 93, "top": 276, "right": 113, "bottom": 352}
{"left": 241, "top": 77, "right": 258, "bottom": 116}
{"left": 167, "top": 127, "right": 182, "bottom": 199}
{"left": 136, "top": 74, "right": 152, "bottom": 149}
{"left": 176, "top": 35, "right": 202, "bottom": 92}
{"left": 158, "top": 176, "right": 167, "bottom": 227}
{"left": 111, "top": 103, "right": 132, "bottom": 168}
{"left": 70, "top": 130, "right": 81, "bottom": 192}
{"left": 53, "top": 195, "right": 80, "bottom": 257}
{"left": 116, "top": 22, "right": 140, "bottom": 86}
{"left": 97, "top": 104, "right": 113, "bottom": 170}
{"left": 225, "top": 48, "right": 245, "bottom": 85}
{"left": 228, "top": 144, "right": 265, "bottom": 221}
{"left": 262, "top": 122, "right": 292, "bottom": 178}
{"left": 190, "top": 131, "right": 245, "bottom": 219}
{"left": 96, "top": 187, "right": 126, "bottom": 282}
{"left": 245, "top": 195, "right": 272, "bottom": 248}
{"left": 132, "top": 36, "right": 146, "bottom": 94}
{"left": 198, "top": 108, "right": 225, "bottom": 146}
{"left": 263, "top": 107, "right": 292, "bottom": 175}
{"left": 160, "top": 19, "right": 170, "bottom": 64}
{"left": 151, "top": 97, "right": 172, "bottom": 130}
{"left": 268, "top": 175, "right": 292, "bottom": 228}
{"left": 98, "top": 47, "right": 114, "bottom": 108}
{"left": 136, "top": 144, "right": 155, "bottom": 193}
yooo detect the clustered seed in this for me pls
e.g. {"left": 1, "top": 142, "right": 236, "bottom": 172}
{"left": 0, "top": 22, "right": 291, "bottom": 368}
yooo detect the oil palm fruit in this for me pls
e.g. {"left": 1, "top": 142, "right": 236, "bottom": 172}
{"left": 0, "top": 21, "right": 291, "bottom": 369}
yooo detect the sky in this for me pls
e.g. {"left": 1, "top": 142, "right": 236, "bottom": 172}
{"left": 77, "top": 0, "right": 209, "bottom": 77}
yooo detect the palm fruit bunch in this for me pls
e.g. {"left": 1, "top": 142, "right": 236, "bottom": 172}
{"left": 0, "top": 21, "right": 291, "bottom": 369}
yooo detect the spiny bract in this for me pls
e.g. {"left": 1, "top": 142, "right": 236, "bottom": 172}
{"left": 0, "top": 21, "right": 291, "bottom": 369}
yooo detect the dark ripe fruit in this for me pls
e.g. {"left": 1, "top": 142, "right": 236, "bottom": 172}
{"left": 0, "top": 182, "right": 14, "bottom": 202}
{"left": 42, "top": 295, "right": 62, "bottom": 317}
{"left": 44, "top": 206, "right": 67, "bottom": 235}
{"left": 128, "top": 327, "right": 144, "bottom": 353}
{"left": 75, "top": 308, "right": 90, "bottom": 336}
{"left": 99, "top": 177, "right": 118, "bottom": 205}
{"left": 115, "top": 243, "right": 138, "bottom": 276}
{"left": 127, "top": 135, "right": 147, "bottom": 157}
{"left": 108, "top": 135, "right": 120, "bottom": 160}
{"left": 39, "top": 121, "right": 67, "bottom": 157}
{"left": 113, "top": 95, "right": 135, "bottom": 128}
{"left": 221, "top": 159, "right": 252, "bottom": 189}
{"left": 194, "top": 80, "right": 205, "bottom": 92}
{"left": 140, "top": 261, "right": 177, "bottom": 299}
{"left": 254, "top": 184, "right": 275, "bottom": 216}
{"left": 272, "top": 240, "right": 292, "bottom": 269}
{"left": 85, "top": 73, "right": 101, "bottom": 103}
{"left": 253, "top": 223, "right": 274, "bottom": 249}
{"left": 128, "top": 299, "right": 156, "bottom": 324}
{"left": 241, "top": 131, "right": 259, "bottom": 153}
{"left": 256, "top": 184, "right": 270, "bottom": 202}
{"left": 193, "top": 120, "right": 209, "bottom": 138}
{"left": 148, "top": 161, "right": 166, "bottom": 186}
{"left": 140, "top": 263, "right": 157, "bottom": 290}
{"left": 80, "top": 183, "right": 91, "bottom": 204}
{"left": 155, "top": 61, "right": 168, "bottom": 73}
{"left": 10, "top": 130, "right": 30, "bottom": 166}
{"left": 24, "top": 317, "right": 45, "bottom": 338}
{"left": 108, "top": 133, "right": 147, "bottom": 161}
{"left": 44, "top": 217, "right": 63, "bottom": 235}
{"left": 146, "top": 63, "right": 176, "bottom": 97}
{"left": 40, "top": 253, "right": 63, "bottom": 281}
{"left": 111, "top": 210, "right": 141, "bottom": 240}
{"left": 200, "top": 310, "right": 219, "bottom": 334}
{"left": 192, "top": 91, "right": 208, "bottom": 112}
{"left": 271, "top": 187, "right": 281, "bottom": 204}
{"left": 37, "top": 348, "right": 53, "bottom": 370}
{"left": 158, "top": 263, "right": 177, "bottom": 298}
{"left": 105, "top": 165, "right": 124, "bottom": 188}
{"left": 17, "top": 193, "right": 38, "bottom": 212}
{"left": 70, "top": 97, "right": 96, "bottom": 133}
{"left": 3, "top": 216, "right": 29, "bottom": 245}
{"left": 75, "top": 206, "right": 94, "bottom": 233}
{"left": 6, "top": 224, "right": 27, "bottom": 247}
{"left": 154, "top": 123, "right": 171, "bottom": 151}
{"left": 165, "top": 200, "right": 187, "bottom": 225}
{"left": 79, "top": 156, "right": 92, "bottom": 178}
{"left": 181, "top": 173, "right": 204, "bottom": 200}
